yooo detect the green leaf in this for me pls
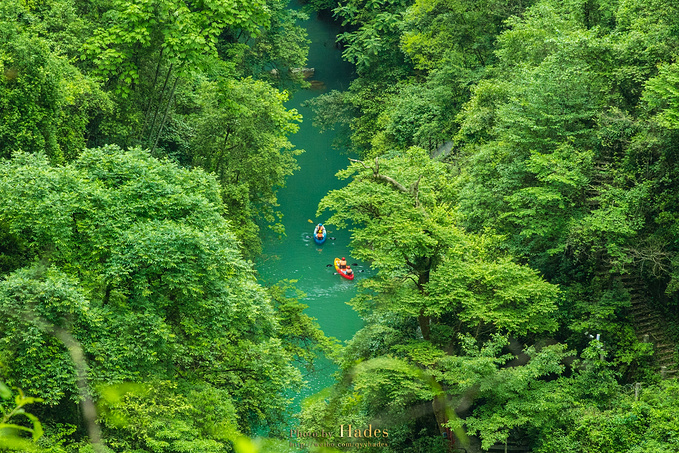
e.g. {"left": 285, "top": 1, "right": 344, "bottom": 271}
{"left": 0, "top": 382, "right": 11, "bottom": 400}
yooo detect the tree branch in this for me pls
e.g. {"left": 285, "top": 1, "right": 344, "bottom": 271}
{"left": 410, "top": 175, "right": 422, "bottom": 207}
{"left": 349, "top": 157, "right": 412, "bottom": 194}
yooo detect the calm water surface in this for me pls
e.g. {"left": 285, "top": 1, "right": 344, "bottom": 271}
{"left": 255, "top": 6, "right": 368, "bottom": 402}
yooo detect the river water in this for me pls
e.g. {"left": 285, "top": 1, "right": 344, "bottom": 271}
{"left": 255, "top": 6, "right": 367, "bottom": 404}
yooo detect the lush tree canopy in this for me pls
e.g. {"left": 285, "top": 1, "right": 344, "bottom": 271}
{"left": 0, "top": 147, "right": 329, "bottom": 451}
{"left": 4, "top": 0, "right": 679, "bottom": 451}
{"left": 298, "top": 0, "right": 679, "bottom": 451}
{"left": 1, "top": 0, "right": 309, "bottom": 258}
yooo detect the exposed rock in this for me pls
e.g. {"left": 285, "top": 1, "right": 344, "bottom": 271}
{"left": 432, "top": 140, "right": 454, "bottom": 159}
{"left": 309, "top": 80, "right": 326, "bottom": 91}
{"left": 291, "top": 67, "right": 315, "bottom": 79}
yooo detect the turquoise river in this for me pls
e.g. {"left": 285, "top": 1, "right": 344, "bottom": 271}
{"left": 255, "top": 6, "right": 369, "bottom": 404}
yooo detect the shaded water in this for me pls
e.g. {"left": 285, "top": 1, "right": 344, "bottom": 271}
{"left": 255, "top": 6, "right": 367, "bottom": 402}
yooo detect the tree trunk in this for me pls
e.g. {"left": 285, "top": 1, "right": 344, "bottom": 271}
{"left": 418, "top": 309, "right": 431, "bottom": 340}
{"left": 151, "top": 75, "right": 179, "bottom": 154}
{"left": 139, "top": 47, "right": 165, "bottom": 140}
{"left": 147, "top": 63, "right": 174, "bottom": 145}
{"left": 432, "top": 394, "right": 448, "bottom": 435}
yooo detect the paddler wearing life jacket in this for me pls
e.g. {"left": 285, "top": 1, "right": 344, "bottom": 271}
{"left": 345, "top": 265, "right": 353, "bottom": 276}
{"left": 317, "top": 224, "right": 324, "bottom": 239}
{"left": 339, "top": 257, "right": 347, "bottom": 270}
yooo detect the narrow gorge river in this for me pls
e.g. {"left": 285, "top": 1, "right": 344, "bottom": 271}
{"left": 255, "top": 5, "right": 368, "bottom": 404}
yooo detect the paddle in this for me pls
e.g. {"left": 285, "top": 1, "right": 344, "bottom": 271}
{"left": 308, "top": 219, "right": 333, "bottom": 234}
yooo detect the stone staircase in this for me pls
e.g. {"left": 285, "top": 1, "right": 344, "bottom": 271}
{"left": 620, "top": 274, "right": 678, "bottom": 377}
{"left": 585, "top": 161, "right": 613, "bottom": 208}
{"left": 586, "top": 153, "right": 678, "bottom": 377}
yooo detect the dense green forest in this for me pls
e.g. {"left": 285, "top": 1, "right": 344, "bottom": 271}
{"left": 1, "top": 0, "right": 326, "bottom": 451}
{"left": 2, "top": 0, "right": 679, "bottom": 452}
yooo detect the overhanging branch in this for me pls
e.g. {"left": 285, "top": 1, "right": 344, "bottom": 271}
{"left": 349, "top": 157, "right": 420, "bottom": 206}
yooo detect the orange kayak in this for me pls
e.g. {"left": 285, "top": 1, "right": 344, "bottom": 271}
{"left": 334, "top": 258, "right": 355, "bottom": 280}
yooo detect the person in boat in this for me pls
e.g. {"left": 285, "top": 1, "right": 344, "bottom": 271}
{"left": 345, "top": 265, "right": 353, "bottom": 276}
{"left": 339, "top": 257, "right": 347, "bottom": 270}
{"left": 317, "top": 224, "right": 324, "bottom": 239}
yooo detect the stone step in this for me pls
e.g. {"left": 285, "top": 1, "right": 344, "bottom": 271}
{"left": 655, "top": 342, "right": 675, "bottom": 351}
{"left": 656, "top": 348, "right": 676, "bottom": 359}
{"left": 631, "top": 312, "right": 655, "bottom": 321}
{"left": 619, "top": 273, "right": 678, "bottom": 379}
{"left": 637, "top": 320, "right": 661, "bottom": 331}
{"left": 631, "top": 301, "right": 652, "bottom": 307}
{"left": 637, "top": 312, "right": 660, "bottom": 323}
{"left": 639, "top": 332, "right": 664, "bottom": 342}
{"left": 654, "top": 348, "right": 677, "bottom": 363}
{"left": 656, "top": 353, "right": 676, "bottom": 363}
{"left": 637, "top": 326, "right": 667, "bottom": 339}
{"left": 658, "top": 366, "right": 677, "bottom": 374}
{"left": 632, "top": 307, "right": 658, "bottom": 316}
